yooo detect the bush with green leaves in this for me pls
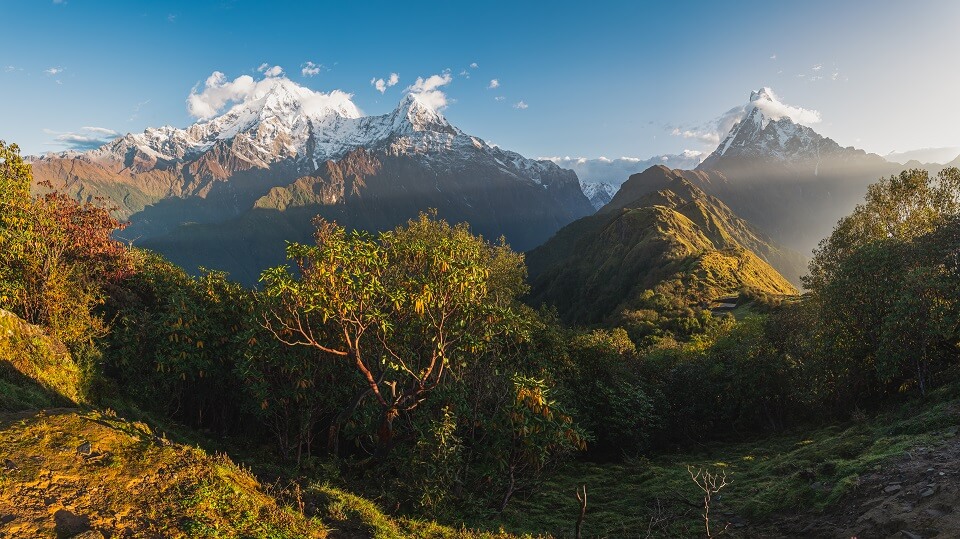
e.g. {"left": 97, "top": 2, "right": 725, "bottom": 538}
{"left": 103, "top": 252, "right": 257, "bottom": 431}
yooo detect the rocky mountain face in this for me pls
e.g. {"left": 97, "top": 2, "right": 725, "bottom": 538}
{"left": 691, "top": 88, "right": 898, "bottom": 256}
{"left": 580, "top": 181, "right": 617, "bottom": 210}
{"left": 30, "top": 77, "right": 593, "bottom": 284}
{"left": 526, "top": 165, "right": 799, "bottom": 324}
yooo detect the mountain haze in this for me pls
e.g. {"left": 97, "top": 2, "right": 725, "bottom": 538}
{"left": 526, "top": 165, "right": 799, "bottom": 324}
{"left": 689, "top": 88, "right": 898, "bottom": 255}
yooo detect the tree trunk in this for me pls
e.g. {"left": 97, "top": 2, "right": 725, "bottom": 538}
{"left": 374, "top": 406, "right": 399, "bottom": 458}
{"left": 499, "top": 464, "right": 517, "bottom": 513}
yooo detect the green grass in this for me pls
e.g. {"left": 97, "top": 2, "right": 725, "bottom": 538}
{"left": 311, "top": 484, "right": 539, "bottom": 539}
{"left": 488, "top": 391, "right": 960, "bottom": 537}
{"left": 0, "top": 309, "right": 83, "bottom": 407}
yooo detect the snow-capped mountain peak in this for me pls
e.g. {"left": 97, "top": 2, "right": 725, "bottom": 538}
{"left": 390, "top": 92, "right": 456, "bottom": 135}
{"left": 703, "top": 87, "right": 826, "bottom": 165}
{"left": 749, "top": 86, "right": 775, "bottom": 104}
{"left": 42, "top": 77, "right": 565, "bottom": 188}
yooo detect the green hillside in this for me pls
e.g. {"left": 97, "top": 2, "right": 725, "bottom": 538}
{"left": 526, "top": 165, "right": 798, "bottom": 325}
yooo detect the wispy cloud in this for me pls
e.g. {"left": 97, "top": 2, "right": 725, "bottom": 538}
{"left": 494, "top": 96, "right": 505, "bottom": 102}
{"left": 45, "top": 126, "right": 120, "bottom": 151}
{"left": 129, "top": 99, "right": 150, "bottom": 121}
{"left": 407, "top": 72, "right": 453, "bottom": 109}
{"left": 513, "top": 100, "right": 528, "bottom": 110}
{"left": 257, "top": 64, "right": 283, "bottom": 77}
{"left": 371, "top": 72, "right": 399, "bottom": 93}
{"left": 301, "top": 61, "right": 322, "bottom": 77}
{"left": 488, "top": 79, "right": 499, "bottom": 89}
{"left": 470, "top": 62, "right": 478, "bottom": 69}
{"left": 167, "top": 14, "right": 177, "bottom": 22}
{"left": 770, "top": 54, "right": 777, "bottom": 60}
{"left": 799, "top": 63, "right": 842, "bottom": 83}
{"left": 44, "top": 67, "right": 63, "bottom": 75}
{"left": 670, "top": 128, "right": 720, "bottom": 146}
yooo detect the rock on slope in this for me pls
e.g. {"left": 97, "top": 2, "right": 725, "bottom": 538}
{"left": 580, "top": 180, "right": 618, "bottom": 210}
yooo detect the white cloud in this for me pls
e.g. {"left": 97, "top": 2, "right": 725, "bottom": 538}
{"left": 167, "top": 14, "right": 176, "bottom": 22}
{"left": 470, "top": 62, "right": 478, "bottom": 69}
{"left": 513, "top": 100, "right": 528, "bottom": 110}
{"left": 671, "top": 127, "right": 721, "bottom": 146}
{"left": 812, "top": 64, "right": 823, "bottom": 71}
{"left": 186, "top": 70, "right": 358, "bottom": 120}
{"left": 406, "top": 73, "right": 453, "bottom": 109}
{"left": 770, "top": 54, "right": 777, "bottom": 60}
{"left": 44, "top": 67, "right": 63, "bottom": 75}
{"left": 544, "top": 152, "right": 706, "bottom": 185}
{"left": 81, "top": 126, "right": 119, "bottom": 136}
{"left": 494, "top": 96, "right": 505, "bottom": 101}
{"left": 45, "top": 126, "right": 120, "bottom": 150}
{"left": 371, "top": 72, "right": 399, "bottom": 93}
{"left": 187, "top": 71, "right": 256, "bottom": 119}
{"left": 257, "top": 64, "right": 283, "bottom": 78}
{"left": 725, "top": 87, "right": 821, "bottom": 127}
{"left": 488, "top": 79, "right": 499, "bottom": 89}
{"left": 301, "top": 61, "right": 322, "bottom": 77}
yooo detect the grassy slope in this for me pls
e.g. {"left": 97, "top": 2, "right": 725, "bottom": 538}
{"left": 526, "top": 178, "right": 797, "bottom": 324}
{"left": 0, "top": 409, "right": 326, "bottom": 538}
{"left": 0, "top": 310, "right": 527, "bottom": 539}
{"left": 491, "top": 388, "right": 960, "bottom": 537}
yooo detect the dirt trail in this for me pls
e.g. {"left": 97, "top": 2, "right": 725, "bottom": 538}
{"left": 758, "top": 436, "right": 960, "bottom": 538}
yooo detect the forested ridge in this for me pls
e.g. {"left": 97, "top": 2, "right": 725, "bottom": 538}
{"left": 3, "top": 138, "right": 960, "bottom": 537}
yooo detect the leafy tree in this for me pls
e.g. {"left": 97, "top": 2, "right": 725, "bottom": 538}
{"left": 818, "top": 219, "right": 960, "bottom": 397}
{"left": 262, "top": 213, "right": 529, "bottom": 454}
{"left": 878, "top": 264, "right": 958, "bottom": 394}
{"left": 806, "top": 167, "right": 960, "bottom": 291}
{"left": 560, "top": 328, "right": 658, "bottom": 455}
{"left": 0, "top": 140, "right": 130, "bottom": 390}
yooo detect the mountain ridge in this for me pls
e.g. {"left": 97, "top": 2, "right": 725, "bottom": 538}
{"left": 526, "top": 165, "right": 799, "bottom": 325}
{"left": 30, "top": 77, "right": 593, "bottom": 284}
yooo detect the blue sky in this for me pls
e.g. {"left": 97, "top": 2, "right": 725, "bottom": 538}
{"left": 3, "top": 0, "right": 960, "bottom": 159}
